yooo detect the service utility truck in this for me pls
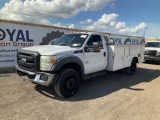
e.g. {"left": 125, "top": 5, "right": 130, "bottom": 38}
{"left": 144, "top": 41, "right": 160, "bottom": 63}
{"left": 16, "top": 32, "right": 145, "bottom": 98}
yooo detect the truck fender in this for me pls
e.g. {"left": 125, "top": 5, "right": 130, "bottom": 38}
{"left": 51, "top": 56, "right": 84, "bottom": 78}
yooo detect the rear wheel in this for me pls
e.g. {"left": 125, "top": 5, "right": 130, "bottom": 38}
{"left": 54, "top": 69, "right": 80, "bottom": 98}
{"left": 125, "top": 59, "right": 137, "bottom": 75}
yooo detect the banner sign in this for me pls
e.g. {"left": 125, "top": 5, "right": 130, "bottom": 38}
{"left": 0, "top": 21, "right": 76, "bottom": 68}
{"left": 103, "top": 34, "right": 145, "bottom": 45}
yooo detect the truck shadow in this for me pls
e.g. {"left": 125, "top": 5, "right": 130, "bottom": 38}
{"left": 35, "top": 67, "right": 160, "bottom": 101}
{"left": 143, "top": 61, "right": 160, "bottom": 65}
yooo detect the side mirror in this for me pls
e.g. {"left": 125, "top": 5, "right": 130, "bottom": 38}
{"left": 51, "top": 41, "right": 55, "bottom": 45}
{"left": 49, "top": 38, "right": 58, "bottom": 45}
{"left": 85, "top": 42, "right": 101, "bottom": 52}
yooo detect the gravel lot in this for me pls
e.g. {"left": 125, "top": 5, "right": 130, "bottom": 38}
{"left": 0, "top": 63, "right": 160, "bottom": 120}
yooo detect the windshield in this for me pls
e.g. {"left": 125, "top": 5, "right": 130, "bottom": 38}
{"left": 54, "top": 34, "right": 88, "bottom": 47}
{"left": 145, "top": 42, "right": 160, "bottom": 48}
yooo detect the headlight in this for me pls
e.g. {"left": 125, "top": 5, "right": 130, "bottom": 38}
{"left": 156, "top": 51, "right": 160, "bottom": 57}
{"left": 40, "top": 56, "right": 57, "bottom": 71}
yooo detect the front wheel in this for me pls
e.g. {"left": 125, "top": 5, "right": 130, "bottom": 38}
{"left": 125, "top": 59, "right": 137, "bottom": 75}
{"left": 54, "top": 69, "right": 80, "bottom": 98}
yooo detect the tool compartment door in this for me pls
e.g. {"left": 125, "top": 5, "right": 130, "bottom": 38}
{"left": 123, "top": 46, "right": 130, "bottom": 68}
{"left": 113, "top": 46, "right": 125, "bottom": 70}
{"left": 106, "top": 45, "right": 125, "bottom": 71}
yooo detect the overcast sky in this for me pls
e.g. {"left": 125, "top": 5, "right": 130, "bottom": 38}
{"left": 0, "top": 0, "right": 160, "bottom": 38}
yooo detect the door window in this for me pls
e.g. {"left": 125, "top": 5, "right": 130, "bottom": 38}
{"left": 86, "top": 35, "right": 103, "bottom": 49}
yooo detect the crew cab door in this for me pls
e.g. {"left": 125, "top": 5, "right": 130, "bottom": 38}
{"left": 84, "top": 35, "right": 107, "bottom": 74}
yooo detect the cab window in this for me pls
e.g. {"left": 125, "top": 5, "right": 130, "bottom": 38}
{"left": 86, "top": 35, "right": 103, "bottom": 49}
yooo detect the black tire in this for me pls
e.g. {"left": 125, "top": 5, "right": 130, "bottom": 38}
{"left": 125, "top": 59, "right": 137, "bottom": 75}
{"left": 54, "top": 69, "right": 80, "bottom": 98}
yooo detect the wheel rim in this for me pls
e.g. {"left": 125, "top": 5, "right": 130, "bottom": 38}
{"left": 64, "top": 77, "right": 77, "bottom": 94}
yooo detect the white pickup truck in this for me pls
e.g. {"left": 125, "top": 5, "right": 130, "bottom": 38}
{"left": 144, "top": 41, "right": 160, "bottom": 63}
{"left": 16, "top": 32, "right": 145, "bottom": 98}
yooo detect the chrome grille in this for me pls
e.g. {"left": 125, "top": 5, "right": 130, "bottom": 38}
{"left": 145, "top": 50, "right": 157, "bottom": 56}
{"left": 17, "top": 51, "right": 40, "bottom": 72}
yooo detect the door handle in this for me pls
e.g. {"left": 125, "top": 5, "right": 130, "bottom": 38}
{"left": 85, "top": 61, "right": 89, "bottom": 64}
{"left": 104, "top": 52, "right": 106, "bottom": 57}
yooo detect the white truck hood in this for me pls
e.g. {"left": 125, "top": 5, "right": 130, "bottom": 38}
{"left": 22, "top": 45, "right": 78, "bottom": 55}
{"left": 145, "top": 47, "right": 160, "bottom": 52}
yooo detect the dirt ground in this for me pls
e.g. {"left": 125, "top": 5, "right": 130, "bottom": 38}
{"left": 0, "top": 63, "right": 160, "bottom": 120}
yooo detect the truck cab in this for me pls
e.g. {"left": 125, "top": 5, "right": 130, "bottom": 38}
{"left": 16, "top": 32, "right": 145, "bottom": 98}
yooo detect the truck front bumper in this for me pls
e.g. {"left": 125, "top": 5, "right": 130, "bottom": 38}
{"left": 144, "top": 55, "right": 160, "bottom": 62}
{"left": 15, "top": 65, "right": 57, "bottom": 86}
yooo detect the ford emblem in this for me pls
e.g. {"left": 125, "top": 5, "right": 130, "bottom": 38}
{"left": 20, "top": 58, "right": 27, "bottom": 64}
